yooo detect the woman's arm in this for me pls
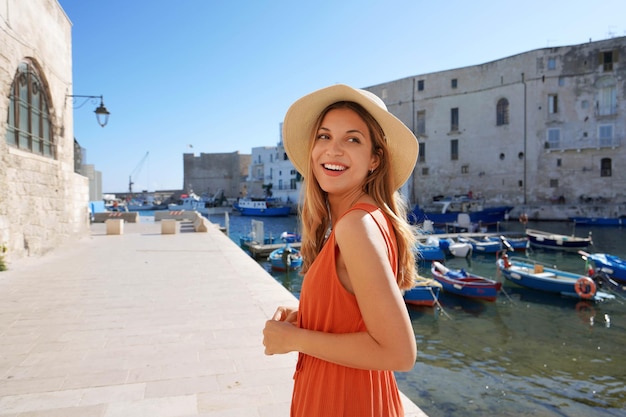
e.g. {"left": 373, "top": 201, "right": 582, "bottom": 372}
{"left": 263, "top": 211, "right": 416, "bottom": 371}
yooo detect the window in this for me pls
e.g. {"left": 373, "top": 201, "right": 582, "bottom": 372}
{"left": 601, "top": 158, "right": 612, "bottom": 177}
{"left": 548, "top": 57, "right": 556, "bottom": 70}
{"left": 421, "top": 167, "right": 429, "bottom": 176}
{"left": 548, "top": 94, "right": 558, "bottom": 113}
{"left": 496, "top": 98, "right": 509, "bottom": 126}
{"left": 451, "top": 139, "right": 459, "bottom": 160}
{"left": 600, "top": 51, "right": 615, "bottom": 71}
{"left": 450, "top": 108, "right": 459, "bottom": 131}
{"left": 417, "top": 80, "right": 424, "bottom": 91}
{"left": 598, "top": 124, "right": 613, "bottom": 147}
{"left": 5, "top": 61, "right": 55, "bottom": 158}
{"left": 547, "top": 128, "right": 560, "bottom": 149}
{"left": 597, "top": 78, "right": 617, "bottom": 115}
{"left": 549, "top": 179, "right": 559, "bottom": 187}
{"left": 557, "top": 158, "right": 562, "bottom": 167}
{"left": 416, "top": 110, "right": 426, "bottom": 136}
{"left": 451, "top": 78, "right": 458, "bottom": 89}
{"left": 418, "top": 143, "right": 425, "bottom": 163}
{"left": 461, "top": 165, "right": 469, "bottom": 174}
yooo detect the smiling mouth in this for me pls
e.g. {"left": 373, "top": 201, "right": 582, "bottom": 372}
{"left": 323, "top": 163, "right": 346, "bottom": 171}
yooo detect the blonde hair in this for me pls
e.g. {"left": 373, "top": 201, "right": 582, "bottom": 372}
{"left": 298, "top": 101, "right": 417, "bottom": 290}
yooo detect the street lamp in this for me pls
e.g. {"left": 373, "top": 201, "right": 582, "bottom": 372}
{"left": 67, "top": 94, "right": 110, "bottom": 127}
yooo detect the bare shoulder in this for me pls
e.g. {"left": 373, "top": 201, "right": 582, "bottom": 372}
{"left": 334, "top": 208, "right": 383, "bottom": 247}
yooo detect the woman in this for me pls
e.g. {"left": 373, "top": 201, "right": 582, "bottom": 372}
{"left": 263, "top": 84, "right": 419, "bottom": 416}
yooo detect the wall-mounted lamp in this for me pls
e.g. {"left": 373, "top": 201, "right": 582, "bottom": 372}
{"left": 67, "top": 94, "right": 110, "bottom": 127}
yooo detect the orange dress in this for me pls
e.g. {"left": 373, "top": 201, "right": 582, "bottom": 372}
{"left": 291, "top": 203, "right": 404, "bottom": 417}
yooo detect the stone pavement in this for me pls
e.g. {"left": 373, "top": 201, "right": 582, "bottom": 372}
{"left": 0, "top": 219, "right": 427, "bottom": 416}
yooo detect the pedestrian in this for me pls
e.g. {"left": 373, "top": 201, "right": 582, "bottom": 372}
{"left": 263, "top": 84, "right": 419, "bottom": 416}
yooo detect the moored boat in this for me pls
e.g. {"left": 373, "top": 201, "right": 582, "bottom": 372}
{"left": 409, "top": 196, "right": 513, "bottom": 227}
{"left": 268, "top": 243, "right": 303, "bottom": 271}
{"left": 496, "top": 247, "right": 614, "bottom": 301}
{"left": 415, "top": 239, "right": 446, "bottom": 262}
{"left": 403, "top": 278, "right": 442, "bottom": 307}
{"left": 570, "top": 216, "right": 626, "bottom": 226}
{"left": 233, "top": 198, "right": 292, "bottom": 217}
{"left": 579, "top": 250, "right": 626, "bottom": 285}
{"left": 457, "top": 236, "right": 501, "bottom": 254}
{"left": 431, "top": 261, "right": 502, "bottom": 301}
{"left": 525, "top": 228, "right": 592, "bottom": 251}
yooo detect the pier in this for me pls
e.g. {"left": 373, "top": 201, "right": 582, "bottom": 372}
{"left": 0, "top": 220, "right": 427, "bottom": 416}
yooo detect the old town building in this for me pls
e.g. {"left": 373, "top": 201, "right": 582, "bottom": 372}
{"left": 366, "top": 36, "right": 626, "bottom": 215}
{"left": 1, "top": 0, "right": 90, "bottom": 264}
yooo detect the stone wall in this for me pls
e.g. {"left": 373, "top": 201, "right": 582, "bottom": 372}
{"left": 0, "top": 0, "right": 90, "bottom": 266}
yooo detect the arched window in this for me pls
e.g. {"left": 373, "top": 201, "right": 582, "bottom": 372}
{"left": 5, "top": 61, "right": 55, "bottom": 158}
{"left": 496, "top": 98, "right": 509, "bottom": 126}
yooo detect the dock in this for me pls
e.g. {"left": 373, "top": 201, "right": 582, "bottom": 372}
{"left": 0, "top": 220, "right": 427, "bottom": 416}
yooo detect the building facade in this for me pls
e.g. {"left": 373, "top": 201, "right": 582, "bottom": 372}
{"left": 1, "top": 0, "right": 90, "bottom": 265}
{"left": 246, "top": 141, "right": 300, "bottom": 204}
{"left": 366, "top": 37, "right": 626, "bottom": 212}
{"left": 182, "top": 151, "right": 250, "bottom": 200}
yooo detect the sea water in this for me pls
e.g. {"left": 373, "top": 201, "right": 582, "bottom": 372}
{"left": 142, "top": 211, "right": 626, "bottom": 417}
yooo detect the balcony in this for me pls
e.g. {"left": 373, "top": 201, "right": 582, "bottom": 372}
{"left": 545, "top": 136, "right": 623, "bottom": 151}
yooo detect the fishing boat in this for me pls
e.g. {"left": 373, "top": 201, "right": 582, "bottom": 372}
{"left": 233, "top": 198, "right": 292, "bottom": 217}
{"left": 435, "top": 236, "right": 473, "bottom": 258}
{"left": 496, "top": 245, "right": 614, "bottom": 301}
{"left": 579, "top": 250, "right": 626, "bottom": 285}
{"left": 570, "top": 216, "right": 626, "bottom": 226}
{"left": 431, "top": 261, "right": 502, "bottom": 301}
{"left": 525, "top": 228, "right": 592, "bottom": 251}
{"left": 415, "top": 239, "right": 446, "bottom": 262}
{"left": 457, "top": 236, "right": 501, "bottom": 254}
{"left": 168, "top": 192, "right": 231, "bottom": 215}
{"left": 268, "top": 243, "right": 303, "bottom": 271}
{"left": 409, "top": 195, "right": 513, "bottom": 227}
{"left": 403, "top": 278, "right": 442, "bottom": 307}
{"left": 488, "top": 234, "right": 528, "bottom": 251}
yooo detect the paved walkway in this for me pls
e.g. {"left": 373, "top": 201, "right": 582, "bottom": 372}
{"left": 0, "top": 220, "right": 427, "bottom": 416}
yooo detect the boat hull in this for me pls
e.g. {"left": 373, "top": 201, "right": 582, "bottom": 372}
{"left": 403, "top": 284, "right": 441, "bottom": 307}
{"left": 268, "top": 245, "right": 303, "bottom": 271}
{"left": 431, "top": 263, "right": 501, "bottom": 301}
{"left": 497, "top": 258, "right": 614, "bottom": 301}
{"left": 235, "top": 206, "right": 292, "bottom": 216}
{"left": 570, "top": 216, "right": 626, "bottom": 226}
{"left": 587, "top": 253, "right": 626, "bottom": 284}
{"left": 410, "top": 204, "right": 513, "bottom": 226}
{"left": 526, "top": 228, "right": 591, "bottom": 251}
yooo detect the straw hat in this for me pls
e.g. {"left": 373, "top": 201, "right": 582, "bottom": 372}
{"left": 282, "top": 84, "right": 418, "bottom": 190}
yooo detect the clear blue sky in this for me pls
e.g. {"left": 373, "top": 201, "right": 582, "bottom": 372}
{"left": 58, "top": 0, "right": 626, "bottom": 194}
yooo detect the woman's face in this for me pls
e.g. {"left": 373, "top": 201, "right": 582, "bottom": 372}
{"left": 311, "top": 107, "right": 379, "bottom": 196}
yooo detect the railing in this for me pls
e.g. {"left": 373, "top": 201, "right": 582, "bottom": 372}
{"left": 546, "top": 136, "right": 622, "bottom": 151}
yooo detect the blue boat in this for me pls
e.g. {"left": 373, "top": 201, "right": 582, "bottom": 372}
{"left": 496, "top": 253, "right": 615, "bottom": 302}
{"left": 457, "top": 236, "right": 501, "bottom": 254}
{"left": 431, "top": 261, "right": 502, "bottom": 301}
{"left": 526, "top": 228, "right": 592, "bottom": 251}
{"left": 415, "top": 240, "right": 446, "bottom": 262}
{"left": 268, "top": 243, "right": 303, "bottom": 272}
{"left": 579, "top": 250, "right": 626, "bottom": 285}
{"left": 570, "top": 216, "right": 626, "bottom": 226}
{"left": 409, "top": 196, "right": 512, "bottom": 226}
{"left": 233, "top": 198, "right": 292, "bottom": 217}
{"left": 403, "top": 278, "right": 442, "bottom": 307}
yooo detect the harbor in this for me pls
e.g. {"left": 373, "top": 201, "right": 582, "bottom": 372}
{"left": 204, "top": 213, "right": 626, "bottom": 417}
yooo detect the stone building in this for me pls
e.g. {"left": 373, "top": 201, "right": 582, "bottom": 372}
{"left": 1, "top": 0, "right": 90, "bottom": 265}
{"left": 246, "top": 141, "right": 300, "bottom": 204}
{"left": 182, "top": 151, "right": 250, "bottom": 200}
{"left": 366, "top": 36, "right": 626, "bottom": 211}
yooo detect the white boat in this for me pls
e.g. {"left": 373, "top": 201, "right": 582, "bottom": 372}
{"left": 168, "top": 192, "right": 232, "bottom": 215}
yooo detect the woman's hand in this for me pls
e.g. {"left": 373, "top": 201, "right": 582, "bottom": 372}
{"left": 263, "top": 306, "right": 299, "bottom": 355}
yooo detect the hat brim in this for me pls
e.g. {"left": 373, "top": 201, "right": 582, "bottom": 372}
{"left": 282, "top": 84, "right": 418, "bottom": 191}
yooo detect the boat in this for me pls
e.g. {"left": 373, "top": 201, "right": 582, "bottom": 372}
{"left": 570, "top": 216, "right": 626, "bottom": 226}
{"left": 409, "top": 195, "right": 513, "bottom": 227}
{"left": 403, "top": 278, "right": 442, "bottom": 307}
{"left": 435, "top": 236, "right": 473, "bottom": 258}
{"left": 233, "top": 198, "right": 292, "bottom": 217}
{"left": 268, "top": 243, "right": 303, "bottom": 271}
{"left": 168, "top": 192, "right": 232, "bottom": 215}
{"left": 578, "top": 250, "right": 626, "bottom": 286}
{"left": 415, "top": 238, "right": 446, "bottom": 262}
{"left": 457, "top": 236, "right": 501, "bottom": 254}
{"left": 525, "top": 228, "right": 592, "bottom": 251}
{"left": 488, "top": 234, "right": 528, "bottom": 251}
{"left": 496, "top": 243, "right": 614, "bottom": 301}
{"left": 431, "top": 261, "right": 502, "bottom": 301}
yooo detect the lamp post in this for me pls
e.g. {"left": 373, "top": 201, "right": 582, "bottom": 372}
{"left": 67, "top": 94, "right": 110, "bottom": 127}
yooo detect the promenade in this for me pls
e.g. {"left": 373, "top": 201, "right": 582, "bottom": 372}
{"left": 0, "top": 219, "right": 427, "bottom": 416}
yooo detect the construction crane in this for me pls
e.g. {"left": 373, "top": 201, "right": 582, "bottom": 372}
{"left": 128, "top": 151, "right": 149, "bottom": 194}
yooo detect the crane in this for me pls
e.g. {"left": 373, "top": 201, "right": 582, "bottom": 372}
{"left": 128, "top": 151, "right": 149, "bottom": 195}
